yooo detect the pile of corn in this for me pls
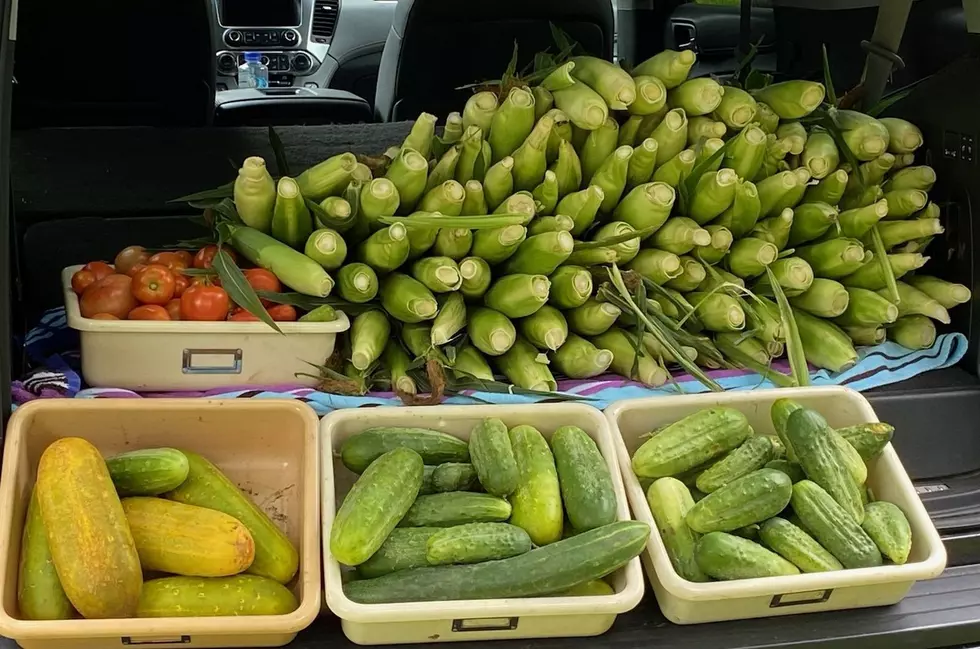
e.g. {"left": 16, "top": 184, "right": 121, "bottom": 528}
{"left": 224, "top": 49, "right": 972, "bottom": 394}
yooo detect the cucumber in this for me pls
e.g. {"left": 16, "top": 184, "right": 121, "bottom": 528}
{"left": 831, "top": 429, "right": 868, "bottom": 486}
{"left": 420, "top": 465, "right": 437, "bottom": 495}
{"left": 645, "top": 478, "right": 709, "bottom": 582}
{"left": 791, "top": 480, "right": 882, "bottom": 569}
{"left": 331, "top": 448, "right": 425, "bottom": 566}
{"left": 358, "top": 528, "right": 441, "bottom": 578}
{"left": 509, "top": 425, "right": 564, "bottom": 545}
{"left": 552, "top": 425, "right": 617, "bottom": 531}
{"left": 696, "top": 436, "right": 774, "bottom": 493}
{"left": 137, "top": 575, "right": 298, "bottom": 617}
{"left": 468, "top": 418, "right": 519, "bottom": 497}
{"left": 759, "top": 517, "right": 844, "bottom": 573}
{"left": 695, "top": 532, "right": 801, "bottom": 580}
{"left": 17, "top": 488, "right": 74, "bottom": 620}
{"left": 861, "top": 501, "right": 912, "bottom": 564}
{"left": 426, "top": 523, "right": 532, "bottom": 565}
{"left": 733, "top": 524, "right": 761, "bottom": 540}
{"left": 770, "top": 398, "right": 803, "bottom": 461}
{"left": 400, "top": 492, "right": 512, "bottom": 527}
{"left": 340, "top": 427, "right": 470, "bottom": 473}
{"left": 632, "top": 407, "right": 751, "bottom": 479}
{"left": 344, "top": 520, "right": 650, "bottom": 603}
{"left": 105, "top": 448, "right": 190, "bottom": 496}
{"left": 432, "top": 463, "right": 478, "bottom": 492}
{"left": 837, "top": 422, "right": 895, "bottom": 461}
{"left": 556, "top": 579, "right": 616, "bottom": 596}
{"left": 686, "top": 469, "right": 793, "bottom": 534}
{"left": 675, "top": 456, "right": 722, "bottom": 488}
{"left": 765, "top": 459, "right": 806, "bottom": 483}
{"left": 785, "top": 408, "right": 865, "bottom": 523}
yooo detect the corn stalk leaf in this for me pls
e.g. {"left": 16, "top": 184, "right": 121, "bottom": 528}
{"left": 714, "top": 334, "right": 796, "bottom": 388}
{"left": 822, "top": 44, "right": 838, "bottom": 107}
{"left": 268, "top": 126, "right": 291, "bottom": 178}
{"left": 171, "top": 181, "right": 235, "bottom": 204}
{"left": 257, "top": 290, "right": 376, "bottom": 315}
{"left": 869, "top": 225, "right": 900, "bottom": 303}
{"left": 732, "top": 37, "right": 764, "bottom": 89}
{"left": 573, "top": 223, "right": 659, "bottom": 250}
{"left": 679, "top": 138, "right": 735, "bottom": 214}
{"left": 212, "top": 249, "right": 282, "bottom": 333}
{"left": 765, "top": 265, "right": 809, "bottom": 386}
{"left": 211, "top": 198, "right": 243, "bottom": 224}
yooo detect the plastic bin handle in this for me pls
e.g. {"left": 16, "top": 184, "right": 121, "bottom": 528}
{"left": 121, "top": 635, "right": 191, "bottom": 645}
{"left": 182, "top": 348, "right": 243, "bottom": 375}
{"left": 452, "top": 617, "right": 519, "bottom": 632}
{"left": 770, "top": 589, "right": 833, "bottom": 608}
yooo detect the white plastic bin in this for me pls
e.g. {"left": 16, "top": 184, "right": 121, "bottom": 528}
{"left": 63, "top": 265, "right": 349, "bottom": 391}
{"left": 606, "top": 386, "right": 947, "bottom": 625}
{"left": 320, "top": 403, "right": 645, "bottom": 645}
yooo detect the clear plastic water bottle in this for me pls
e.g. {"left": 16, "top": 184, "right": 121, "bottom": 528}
{"left": 238, "top": 52, "right": 269, "bottom": 89}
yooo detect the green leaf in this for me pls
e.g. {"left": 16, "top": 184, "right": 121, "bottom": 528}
{"left": 733, "top": 37, "right": 764, "bottom": 89}
{"left": 870, "top": 225, "right": 899, "bottom": 303}
{"left": 268, "top": 126, "right": 291, "bottom": 178}
{"left": 715, "top": 334, "right": 795, "bottom": 388}
{"left": 822, "top": 44, "right": 838, "bottom": 107}
{"left": 766, "top": 266, "right": 809, "bottom": 387}
{"left": 171, "top": 181, "right": 235, "bottom": 204}
{"left": 743, "top": 68, "right": 773, "bottom": 92}
{"left": 502, "top": 41, "right": 520, "bottom": 87}
{"left": 257, "top": 290, "right": 376, "bottom": 315}
{"left": 180, "top": 268, "right": 218, "bottom": 277}
{"left": 680, "top": 138, "right": 734, "bottom": 213}
{"left": 212, "top": 198, "right": 243, "bottom": 224}
{"left": 212, "top": 249, "right": 282, "bottom": 333}
{"left": 573, "top": 223, "right": 659, "bottom": 250}
{"left": 549, "top": 22, "right": 574, "bottom": 54}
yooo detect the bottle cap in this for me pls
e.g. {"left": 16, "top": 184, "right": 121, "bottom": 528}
{"left": 244, "top": 52, "right": 262, "bottom": 62}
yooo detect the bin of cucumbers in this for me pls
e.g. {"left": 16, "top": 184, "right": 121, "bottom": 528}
{"left": 321, "top": 403, "right": 647, "bottom": 645}
{"left": 607, "top": 386, "right": 946, "bottom": 625}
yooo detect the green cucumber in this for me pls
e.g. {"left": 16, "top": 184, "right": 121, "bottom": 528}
{"left": 420, "top": 466, "right": 437, "bottom": 495}
{"left": 837, "top": 423, "right": 895, "bottom": 461}
{"left": 344, "top": 520, "right": 650, "bottom": 603}
{"left": 400, "top": 492, "right": 511, "bottom": 527}
{"left": 786, "top": 408, "right": 865, "bottom": 523}
{"left": 340, "top": 427, "right": 470, "bottom": 473}
{"left": 831, "top": 429, "right": 868, "bottom": 486}
{"left": 770, "top": 398, "right": 803, "bottom": 461}
{"left": 18, "top": 489, "right": 74, "bottom": 620}
{"left": 432, "top": 463, "right": 478, "bottom": 492}
{"left": 509, "top": 425, "right": 564, "bottom": 545}
{"left": 331, "top": 448, "right": 425, "bottom": 566}
{"left": 358, "top": 528, "right": 441, "bottom": 578}
{"left": 557, "top": 579, "right": 616, "bottom": 596}
{"left": 765, "top": 459, "right": 806, "bottom": 483}
{"left": 861, "top": 501, "right": 912, "bottom": 564}
{"left": 695, "top": 532, "right": 800, "bottom": 580}
{"left": 646, "top": 478, "right": 709, "bottom": 582}
{"left": 105, "top": 448, "right": 190, "bottom": 496}
{"left": 552, "top": 425, "right": 617, "bottom": 531}
{"left": 791, "top": 480, "right": 882, "bottom": 569}
{"left": 733, "top": 524, "right": 761, "bottom": 540}
{"left": 686, "top": 468, "right": 793, "bottom": 533}
{"left": 759, "top": 517, "right": 844, "bottom": 572}
{"left": 632, "top": 407, "right": 752, "bottom": 479}
{"left": 425, "top": 523, "right": 532, "bottom": 565}
{"left": 468, "top": 418, "right": 519, "bottom": 497}
{"left": 696, "top": 436, "right": 774, "bottom": 493}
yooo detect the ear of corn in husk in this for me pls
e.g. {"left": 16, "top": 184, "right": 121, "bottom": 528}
{"left": 841, "top": 253, "right": 929, "bottom": 290}
{"left": 669, "top": 78, "right": 725, "bottom": 116}
{"left": 296, "top": 152, "right": 358, "bottom": 202}
{"left": 305, "top": 228, "right": 347, "bottom": 270}
{"left": 752, "top": 208, "right": 794, "bottom": 250}
{"left": 790, "top": 278, "right": 850, "bottom": 317}
{"left": 234, "top": 157, "right": 277, "bottom": 232}
{"left": 380, "top": 273, "right": 439, "bottom": 323}
{"left": 880, "top": 117, "right": 924, "bottom": 155}
{"left": 453, "top": 344, "right": 496, "bottom": 381}
{"left": 834, "top": 287, "right": 899, "bottom": 326}
{"left": 350, "top": 310, "right": 390, "bottom": 371}
{"left": 552, "top": 334, "right": 614, "bottom": 378}
{"left": 724, "top": 124, "right": 768, "bottom": 181}
{"left": 592, "top": 327, "right": 668, "bottom": 387}
{"left": 713, "top": 178, "right": 761, "bottom": 238}
{"left": 665, "top": 255, "right": 708, "bottom": 292}
{"left": 651, "top": 108, "right": 690, "bottom": 165}
{"left": 752, "top": 81, "right": 826, "bottom": 119}
{"left": 789, "top": 202, "right": 838, "bottom": 246}
{"left": 550, "top": 139, "right": 583, "bottom": 197}
{"left": 458, "top": 256, "right": 493, "bottom": 300}
{"left": 651, "top": 216, "right": 711, "bottom": 255}
{"left": 844, "top": 325, "right": 886, "bottom": 346}
{"left": 552, "top": 82, "right": 609, "bottom": 131}
{"left": 501, "top": 231, "right": 575, "bottom": 275}
{"left": 489, "top": 87, "right": 536, "bottom": 162}
{"left": 614, "top": 181, "right": 675, "bottom": 234}
{"left": 531, "top": 170, "right": 560, "bottom": 215}
{"left": 336, "top": 263, "right": 379, "bottom": 303}
{"left": 495, "top": 336, "right": 558, "bottom": 391}
{"left": 580, "top": 117, "right": 621, "bottom": 182}
{"left": 386, "top": 147, "right": 429, "bottom": 212}
{"left": 383, "top": 340, "right": 416, "bottom": 395}
{"left": 696, "top": 225, "right": 735, "bottom": 265}
{"left": 880, "top": 281, "right": 951, "bottom": 324}
{"left": 794, "top": 308, "right": 859, "bottom": 372}
{"left": 888, "top": 315, "right": 936, "bottom": 349}
{"left": 566, "top": 298, "right": 622, "bottom": 336}
{"left": 519, "top": 305, "right": 568, "bottom": 351}
{"left": 689, "top": 116, "right": 728, "bottom": 146}
{"left": 836, "top": 200, "right": 888, "bottom": 239}
{"left": 653, "top": 149, "right": 697, "bottom": 189}
{"left": 626, "top": 248, "right": 683, "bottom": 284}
{"left": 633, "top": 49, "right": 697, "bottom": 88}
{"left": 904, "top": 275, "right": 972, "bottom": 308}
{"left": 795, "top": 238, "right": 867, "bottom": 279}
{"left": 626, "top": 138, "right": 660, "bottom": 189}
{"left": 591, "top": 146, "right": 634, "bottom": 212}
{"left": 468, "top": 307, "right": 517, "bottom": 356}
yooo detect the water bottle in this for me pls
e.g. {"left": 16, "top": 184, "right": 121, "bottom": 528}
{"left": 238, "top": 52, "right": 269, "bottom": 89}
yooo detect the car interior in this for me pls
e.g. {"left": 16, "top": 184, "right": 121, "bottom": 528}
{"left": 4, "top": 0, "right": 980, "bottom": 646}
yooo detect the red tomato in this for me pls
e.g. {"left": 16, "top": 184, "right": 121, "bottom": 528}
{"left": 165, "top": 299, "right": 183, "bottom": 320}
{"left": 228, "top": 309, "right": 261, "bottom": 322}
{"left": 131, "top": 265, "right": 176, "bottom": 305}
{"left": 80, "top": 274, "right": 138, "bottom": 319}
{"left": 71, "top": 269, "right": 97, "bottom": 295}
{"left": 175, "top": 250, "right": 194, "bottom": 267}
{"left": 90, "top": 313, "right": 119, "bottom": 320}
{"left": 268, "top": 304, "right": 297, "bottom": 321}
{"left": 128, "top": 305, "right": 171, "bottom": 320}
{"left": 173, "top": 273, "right": 190, "bottom": 298}
{"left": 181, "top": 284, "right": 230, "bottom": 321}
{"left": 194, "top": 245, "right": 237, "bottom": 269}
{"left": 114, "top": 246, "right": 151, "bottom": 275}
{"left": 126, "top": 263, "right": 147, "bottom": 278}
{"left": 148, "top": 251, "right": 189, "bottom": 272}
{"left": 83, "top": 261, "right": 115, "bottom": 281}
{"left": 244, "top": 268, "right": 281, "bottom": 306}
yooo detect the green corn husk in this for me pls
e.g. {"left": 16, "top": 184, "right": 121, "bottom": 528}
{"left": 298, "top": 304, "right": 337, "bottom": 323}
{"left": 905, "top": 275, "right": 972, "bottom": 309}
{"left": 651, "top": 216, "right": 711, "bottom": 255}
{"left": 665, "top": 256, "right": 707, "bottom": 292}
{"left": 652, "top": 149, "right": 697, "bottom": 189}
{"left": 502, "top": 231, "right": 575, "bottom": 275}
{"left": 669, "top": 78, "right": 724, "bottom": 116}
{"left": 234, "top": 156, "right": 276, "bottom": 232}
{"left": 401, "top": 323, "right": 438, "bottom": 359}
{"left": 380, "top": 273, "right": 439, "bottom": 323}
{"left": 776, "top": 168, "right": 811, "bottom": 214}
{"left": 591, "top": 221, "right": 641, "bottom": 263}
{"left": 351, "top": 162, "right": 373, "bottom": 184}
{"left": 431, "top": 292, "right": 467, "bottom": 345}
{"left": 552, "top": 82, "right": 609, "bottom": 131}
{"left": 512, "top": 115, "right": 554, "bottom": 191}
{"left": 453, "top": 344, "right": 496, "bottom": 381}
{"left": 483, "top": 156, "right": 515, "bottom": 211}
{"left": 488, "top": 87, "right": 536, "bottom": 163}
{"left": 541, "top": 61, "right": 577, "bottom": 92}
{"left": 690, "top": 168, "right": 738, "bottom": 225}
{"left": 528, "top": 214, "right": 574, "bottom": 236}
{"left": 580, "top": 117, "right": 620, "bottom": 183}
{"left": 752, "top": 208, "right": 794, "bottom": 250}
{"left": 789, "top": 202, "right": 838, "bottom": 246}
{"left": 844, "top": 325, "right": 885, "bottom": 346}
{"left": 725, "top": 237, "right": 778, "bottom": 278}
{"left": 317, "top": 196, "right": 356, "bottom": 233}
{"left": 880, "top": 117, "right": 925, "bottom": 155}
{"left": 228, "top": 223, "right": 334, "bottom": 297}
{"left": 835, "top": 287, "right": 899, "bottom": 326}
{"left": 552, "top": 334, "right": 614, "bottom": 379}
{"left": 626, "top": 248, "right": 683, "bottom": 284}
{"left": 633, "top": 49, "right": 696, "bottom": 89}
{"left": 714, "top": 333, "right": 786, "bottom": 378}
{"left": 619, "top": 115, "right": 644, "bottom": 148}
{"left": 847, "top": 154, "right": 895, "bottom": 194}
{"left": 636, "top": 106, "right": 669, "bottom": 142}
{"left": 459, "top": 256, "right": 493, "bottom": 300}
{"left": 426, "top": 147, "right": 461, "bottom": 193}
{"left": 893, "top": 153, "right": 916, "bottom": 170}
{"left": 550, "top": 139, "right": 583, "bottom": 198}
{"left": 432, "top": 225, "right": 472, "bottom": 260}
{"left": 888, "top": 315, "right": 937, "bottom": 350}
{"left": 270, "top": 176, "right": 313, "bottom": 250}
{"left": 794, "top": 309, "right": 859, "bottom": 372}
{"left": 881, "top": 281, "right": 951, "bottom": 324}
{"left": 350, "top": 310, "right": 390, "bottom": 371}
{"left": 629, "top": 75, "right": 668, "bottom": 116}
{"left": 687, "top": 292, "right": 746, "bottom": 332}
{"left": 695, "top": 225, "right": 734, "bottom": 265}
{"left": 746, "top": 295, "right": 783, "bottom": 344}
{"left": 695, "top": 138, "right": 725, "bottom": 173}
{"left": 875, "top": 218, "right": 943, "bottom": 248}
{"left": 401, "top": 113, "right": 437, "bottom": 160}
{"left": 386, "top": 147, "right": 429, "bottom": 213}
{"left": 835, "top": 199, "right": 889, "bottom": 239}
{"left": 493, "top": 189, "right": 537, "bottom": 219}
{"left": 626, "top": 138, "right": 660, "bottom": 189}
{"left": 336, "top": 263, "right": 379, "bottom": 303}
{"left": 305, "top": 227, "right": 347, "bottom": 270}
{"left": 752, "top": 81, "right": 826, "bottom": 119}
{"left": 295, "top": 152, "right": 358, "bottom": 202}
{"left": 753, "top": 257, "right": 814, "bottom": 296}
{"left": 723, "top": 125, "right": 767, "bottom": 181}
{"left": 714, "top": 86, "right": 758, "bottom": 130}
{"left": 883, "top": 165, "right": 936, "bottom": 193}
{"left": 520, "top": 305, "right": 568, "bottom": 351}
{"left": 460, "top": 180, "right": 488, "bottom": 217}
{"left": 841, "top": 253, "right": 928, "bottom": 290}
{"left": 565, "top": 246, "right": 619, "bottom": 267}
{"left": 688, "top": 117, "right": 728, "bottom": 146}
{"left": 533, "top": 86, "right": 555, "bottom": 121}
{"left": 836, "top": 110, "right": 890, "bottom": 161}
{"left": 468, "top": 307, "right": 517, "bottom": 356}
{"left": 881, "top": 189, "right": 929, "bottom": 220}
{"left": 462, "top": 91, "right": 499, "bottom": 133}
{"left": 590, "top": 146, "right": 633, "bottom": 213}
{"left": 442, "top": 111, "right": 464, "bottom": 145}
{"left": 915, "top": 202, "right": 941, "bottom": 220}
{"left": 651, "top": 108, "right": 689, "bottom": 165}
{"left": 776, "top": 121, "right": 808, "bottom": 156}
{"left": 757, "top": 171, "right": 798, "bottom": 219}
{"left": 790, "top": 278, "right": 850, "bottom": 317}
{"left": 545, "top": 109, "right": 573, "bottom": 163}
{"left": 803, "top": 169, "right": 849, "bottom": 206}
{"left": 470, "top": 224, "right": 527, "bottom": 265}
{"left": 754, "top": 135, "right": 792, "bottom": 181}
{"left": 531, "top": 170, "right": 560, "bottom": 215}
{"left": 592, "top": 328, "right": 668, "bottom": 387}
{"left": 642, "top": 332, "right": 698, "bottom": 365}
{"left": 406, "top": 225, "right": 439, "bottom": 261}
{"left": 412, "top": 256, "right": 463, "bottom": 293}
{"left": 455, "top": 126, "right": 486, "bottom": 185}
{"left": 419, "top": 180, "right": 466, "bottom": 217}
{"left": 495, "top": 336, "right": 558, "bottom": 392}
{"left": 570, "top": 55, "right": 637, "bottom": 110}
{"left": 567, "top": 299, "right": 622, "bottom": 337}
{"left": 484, "top": 274, "right": 551, "bottom": 318}
{"left": 382, "top": 340, "right": 416, "bottom": 395}
{"left": 358, "top": 178, "right": 402, "bottom": 231}
{"left": 801, "top": 130, "right": 840, "bottom": 180}
{"left": 795, "top": 238, "right": 867, "bottom": 279}
{"left": 839, "top": 183, "right": 884, "bottom": 212}
{"left": 357, "top": 222, "right": 410, "bottom": 272}
{"left": 754, "top": 101, "right": 780, "bottom": 134}
{"left": 713, "top": 178, "right": 762, "bottom": 238}
{"left": 613, "top": 181, "right": 675, "bottom": 235}
{"left": 549, "top": 266, "right": 594, "bottom": 309}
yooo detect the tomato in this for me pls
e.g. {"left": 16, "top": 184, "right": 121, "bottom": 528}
{"left": 80, "top": 274, "right": 138, "bottom": 319}
{"left": 128, "top": 305, "right": 171, "bottom": 320}
{"left": 90, "top": 313, "right": 119, "bottom": 320}
{"left": 148, "top": 251, "right": 189, "bottom": 272}
{"left": 268, "top": 304, "right": 298, "bottom": 321}
{"left": 173, "top": 273, "right": 190, "bottom": 298}
{"left": 71, "top": 269, "right": 97, "bottom": 295}
{"left": 83, "top": 261, "right": 115, "bottom": 281}
{"left": 180, "top": 284, "right": 230, "bottom": 321}
{"left": 165, "top": 299, "right": 182, "bottom": 320}
{"left": 175, "top": 250, "right": 194, "bottom": 267}
{"left": 127, "top": 263, "right": 147, "bottom": 278}
{"left": 131, "top": 264, "right": 176, "bottom": 305}
{"left": 228, "top": 309, "right": 260, "bottom": 322}
{"left": 114, "top": 246, "right": 151, "bottom": 275}
{"left": 194, "top": 245, "right": 237, "bottom": 269}
{"left": 243, "top": 268, "right": 282, "bottom": 294}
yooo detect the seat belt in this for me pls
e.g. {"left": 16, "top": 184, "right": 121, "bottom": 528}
{"left": 859, "top": 0, "right": 913, "bottom": 108}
